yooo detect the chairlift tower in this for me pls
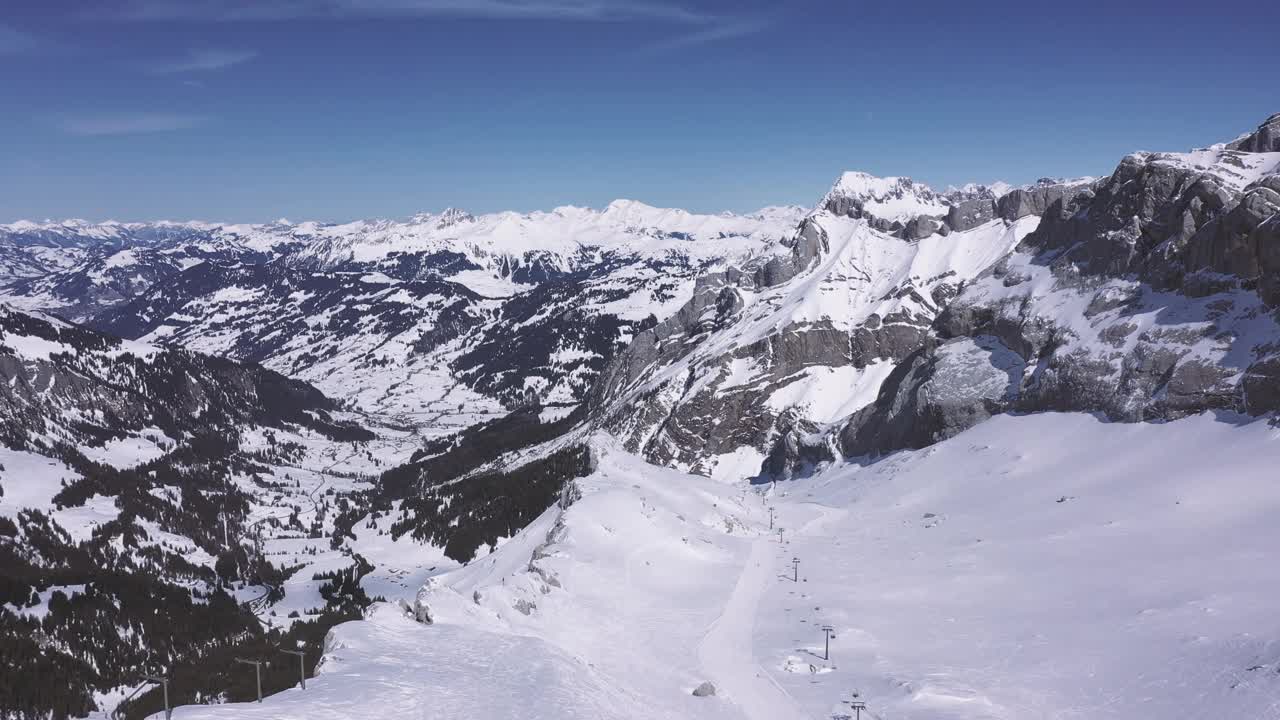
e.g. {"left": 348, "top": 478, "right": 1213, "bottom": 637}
{"left": 820, "top": 624, "right": 835, "bottom": 660}
{"left": 281, "top": 648, "right": 306, "bottom": 690}
{"left": 142, "top": 673, "right": 171, "bottom": 720}
{"left": 235, "top": 658, "right": 264, "bottom": 702}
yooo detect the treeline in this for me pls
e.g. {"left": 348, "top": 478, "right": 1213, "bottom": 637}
{"left": 397, "top": 443, "right": 593, "bottom": 560}
{"left": 330, "top": 406, "right": 592, "bottom": 563}
{"left": 117, "top": 562, "right": 378, "bottom": 720}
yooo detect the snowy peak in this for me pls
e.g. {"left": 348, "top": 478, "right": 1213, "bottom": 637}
{"left": 943, "top": 181, "right": 1015, "bottom": 202}
{"left": 821, "top": 171, "right": 949, "bottom": 223}
{"left": 409, "top": 207, "right": 476, "bottom": 228}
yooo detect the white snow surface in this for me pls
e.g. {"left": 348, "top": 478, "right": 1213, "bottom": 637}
{"left": 764, "top": 362, "right": 896, "bottom": 424}
{"left": 171, "top": 412, "right": 1280, "bottom": 720}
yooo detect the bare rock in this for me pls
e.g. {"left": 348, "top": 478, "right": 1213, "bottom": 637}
{"left": 1227, "top": 113, "right": 1280, "bottom": 153}
{"left": 946, "top": 198, "right": 997, "bottom": 232}
{"left": 412, "top": 587, "right": 434, "bottom": 624}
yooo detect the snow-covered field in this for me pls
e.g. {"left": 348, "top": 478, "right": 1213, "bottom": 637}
{"left": 170, "top": 412, "right": 1280, "bottom": 719}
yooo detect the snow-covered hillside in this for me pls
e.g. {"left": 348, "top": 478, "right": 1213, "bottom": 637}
{"left": 172, "top": 412, "right": 1280, "bottom": 720}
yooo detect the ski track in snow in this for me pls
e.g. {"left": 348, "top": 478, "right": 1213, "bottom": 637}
{"left": 697, "top": 533, "right": 809, "bottom": 720}
{"left": 696, "top": 500, "right": 848, "bottom": 720}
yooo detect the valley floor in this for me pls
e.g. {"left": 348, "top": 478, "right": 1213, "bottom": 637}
{"left": 168, "top": 412, "right": 1280, "bottom": 720}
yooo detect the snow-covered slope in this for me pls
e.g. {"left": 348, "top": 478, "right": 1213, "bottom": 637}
{"left": 173, "top": 412, "right": 1280, "bottom": 720}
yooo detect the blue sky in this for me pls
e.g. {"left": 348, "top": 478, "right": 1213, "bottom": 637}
{"left": 2, "top": 0, "right": 1277, "bottom": 222}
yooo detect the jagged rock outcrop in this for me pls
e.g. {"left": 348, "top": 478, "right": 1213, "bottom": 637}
{"left": 1228, "top": 112, "right": 1280, "bottom": 153}
{"left": 833, "top": 118, "right": 1280, "bottom": 459}
{"left": 1021, "top": 144, "right": 1278, "bottom": 298}
{"left": 1243, "top": 353, "right": 1280, "bottom": 414}
{"left": 997, "top": 179, "right": 1093, "bottom": 223}
{"left": 947, "top": 198, "right": 998, "bottom": 232}
{"left": 902, "top": 216, "right": 946, "bottom": 240}
{"left": 1181, "top": 175, "right": 1280, "bottom": 304}
{"left": 840, "top": 335, "right": 1024, "bottom": 455}
{"left": 761, "top": 412, "right": 836, "bottom": 481}
{"left": 593, "top": 219, "right": 829, "bottom": 407}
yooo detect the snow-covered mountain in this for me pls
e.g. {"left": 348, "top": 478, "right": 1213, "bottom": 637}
{"left": 586, "top": 113, "right": 1280, "bottom": 479}
{"left": 2, "top": 202, "right": 805, "bottom": 419}
{"left": 2, "top": 112, "right": 1280, "bottom": 720}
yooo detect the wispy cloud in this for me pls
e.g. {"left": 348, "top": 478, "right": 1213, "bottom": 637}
{"left": 53, "top": 112, "right": 205, "bottom": 136}
{"left": 0, "top": 24, "right": 39, "bottom": 54}
{"left": 150, "top": 48, "right": 258, "bottom": 74}
{"left": 104, "top": 0, "right": 715, "bottom": 25}
{"left": 638, "top": 16, "right": 767, "bottom": 53}
{"left": 95, "top": 1, "right": 765, "bottom": 51}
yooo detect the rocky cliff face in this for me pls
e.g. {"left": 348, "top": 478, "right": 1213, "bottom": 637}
{"left": 1227, "top": 112, "right": 1280, "bottom": 153}
{"left": 590, "top": 115, "right": 1280, "bottom": 477}
{"left": 592, "top": 200, "right": 1040, "bottom": 478}
{"left": 836, "top": 118, "right": 1280, "bottom": 460}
